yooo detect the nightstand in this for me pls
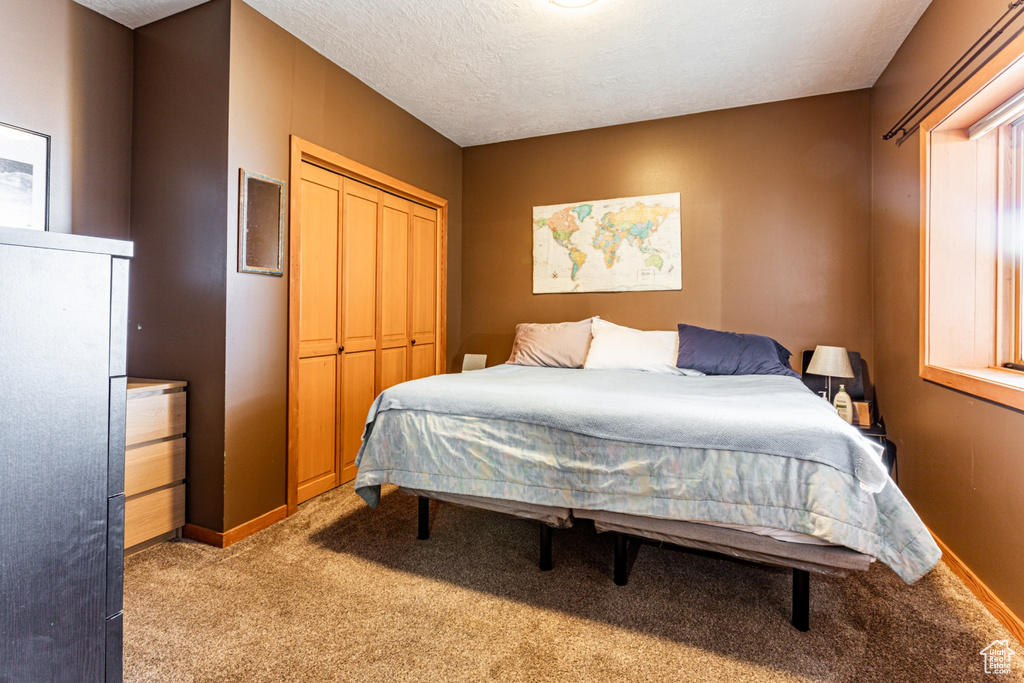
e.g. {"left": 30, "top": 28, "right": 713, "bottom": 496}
{"left": 798, "top": 349, "right": 898, "bottom": 486}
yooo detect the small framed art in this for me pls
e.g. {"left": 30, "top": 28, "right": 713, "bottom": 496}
{"left": 238, "top": 168, "right": 286, "bottom": 276}
{"left": 0, "top": 122, "right": 50, "bottom": 231}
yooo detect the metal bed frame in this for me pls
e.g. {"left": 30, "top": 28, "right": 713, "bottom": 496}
{"left": 409, "top": 490, "right": 874, "bottom": 632}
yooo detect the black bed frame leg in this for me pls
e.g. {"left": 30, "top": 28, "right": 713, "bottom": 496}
{"left": 613, "top": 532, "right": 629, "bottom": 586}
{"left": 792, "top": 568, "right": 809, "bottom": 632}
{"left": 539, "top": 524, "right": 553, "bottom": 571}
{"left": 417, "top": 496, "right": 429, "bottom": 540}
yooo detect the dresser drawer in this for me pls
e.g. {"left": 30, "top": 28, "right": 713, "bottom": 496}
{"left": 125, "top": 437, "right": 186, "bottom": 497}
{"left": 125, "top": 389, "right": 186, "bottom": 446}
{"left": 124, "top": 379, "right": 187, "bottom": 552}
{"left": 125, "top": 484, "right": 185, "bottom": 548}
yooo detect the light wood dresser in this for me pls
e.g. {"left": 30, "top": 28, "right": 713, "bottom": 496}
{"left": 125, "top": 378, "right": 187, "bottom": 553}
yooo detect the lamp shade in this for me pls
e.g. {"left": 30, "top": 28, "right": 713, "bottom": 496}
{"left": 806, "top": 345, "right": 854, "bottom": 378}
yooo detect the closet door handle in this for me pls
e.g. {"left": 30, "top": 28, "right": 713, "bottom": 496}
{"left": 411, "top": 339, "right": 417, "bottom": 345}
{"left": 338, "top": 346, "right": 344, "bottom": 353}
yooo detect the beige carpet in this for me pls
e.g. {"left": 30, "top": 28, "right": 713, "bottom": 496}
{"left": 124, "top": 484, "right": 1022, "bottom": 682}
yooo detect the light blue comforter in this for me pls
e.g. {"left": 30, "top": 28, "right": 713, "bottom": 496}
{"left": 359, "top": 364, "right": 889, "bottom": 492}
{"left": 354, "top": 365, "right": 940, "bottom": 582}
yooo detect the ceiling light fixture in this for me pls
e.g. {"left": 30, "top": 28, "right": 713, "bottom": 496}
{"left": 550, "top": 0, "right": 597, "bottom": 7}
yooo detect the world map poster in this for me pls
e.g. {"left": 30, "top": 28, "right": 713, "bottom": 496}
{"left": 532, "top": 192, "right": 681, "bottom": 294}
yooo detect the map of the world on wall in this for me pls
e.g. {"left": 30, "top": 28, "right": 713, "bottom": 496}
{"left": 533, "top": 192, "right": 681, "bottom": 294}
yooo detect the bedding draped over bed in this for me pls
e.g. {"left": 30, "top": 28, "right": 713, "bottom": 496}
{"left": 354, "top": 365, "right": 940, "bottom": 583}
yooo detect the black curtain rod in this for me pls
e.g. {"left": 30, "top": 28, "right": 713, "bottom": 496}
{"left": 883, "top": 0, "right": 1024, "bottom": 146}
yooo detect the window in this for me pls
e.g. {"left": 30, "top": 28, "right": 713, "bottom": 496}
{"left": 1011, "top": 116, "right": 1024, "bottom": 366}
{"left": 920, "top": 30, "right": 1024, "bottom": 411}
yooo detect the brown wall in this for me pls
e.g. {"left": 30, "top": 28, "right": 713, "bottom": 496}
{"left": 461, "top": 91, "right": 873, "bottom": 371}
{"left": 220, "top": 0, "right": 463, "bottom": 529}
{"left": 871, "top": 0, "right": 1024, "bottom": 617}
{"left": 0, "top": 0, "right": 132, "bottom": 238}
{"left": 126, "top": 0, "right": 463, "bottom": 533}
{"left": 129, "top": 0, "right": 231, "bottom": 530}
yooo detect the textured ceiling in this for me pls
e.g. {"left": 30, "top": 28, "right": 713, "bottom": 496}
{"left": 76, "top": 0, "right": 207, "bottom": 28}
{"left": 73, "top": 0, "right": 932, "bottom": 146}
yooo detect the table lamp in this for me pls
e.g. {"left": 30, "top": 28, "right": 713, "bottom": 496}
{"left": 806, "top": 345, "right": 854, "bottom": 401}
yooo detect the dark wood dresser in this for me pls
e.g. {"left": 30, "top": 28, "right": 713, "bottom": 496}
{"left": 0, "top": 227, "right": 132, "bottom": 682}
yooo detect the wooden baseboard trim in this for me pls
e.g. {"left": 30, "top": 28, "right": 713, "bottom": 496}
{"left": 182, "top": 523, "right": 223, "bottom": 547}
{"left": 930, "top": 528, "right": 1024, "bottom": 645}
{"left": 183, "top": 505, "right": 288, "bottom": 549}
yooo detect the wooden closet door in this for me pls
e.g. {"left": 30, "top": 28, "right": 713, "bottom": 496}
{"left": 379, "top": 194, "right": 411, "bottom": 392}
{"left": 339, "top": 178, "right": 380, "bottom": 483}
{"left": 295, "top": 162, "right": 342, "bottom": 503}
{"left": 409, "top": 203, "right": 439, "bottom": 380}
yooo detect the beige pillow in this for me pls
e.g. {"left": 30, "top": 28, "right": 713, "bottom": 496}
{"left": 507, "top": 318, "right": 596, "bottom": 368}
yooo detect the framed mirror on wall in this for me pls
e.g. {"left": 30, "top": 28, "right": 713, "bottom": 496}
{"left": 238, "top": 168, "right": 285, "bottom": 275}
{"left": 0, "top": 122, "right": 50, "bottom": 232}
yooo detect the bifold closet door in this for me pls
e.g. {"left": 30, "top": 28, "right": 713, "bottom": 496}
{"left": 380, "top": 194, "right": 411, "bottom": 392}
{"left": 409, "top": 203, "right": 439, "bottom": 380}
{"left": 292, "top": 156, "right": 441, "bottom": 499}
{"left": 295, "top": 163, "right": 342, "bottom": 504}
{"left": 339, "top": 178, "right": 380, "bottom": 484}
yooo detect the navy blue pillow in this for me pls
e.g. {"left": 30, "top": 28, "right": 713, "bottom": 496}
{"left": 676, "top": 324, "right": 800, "bottom": 378}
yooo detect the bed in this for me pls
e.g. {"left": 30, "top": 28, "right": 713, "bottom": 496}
{"left": 353, "top": 357, "right": 941, "bottom": 631}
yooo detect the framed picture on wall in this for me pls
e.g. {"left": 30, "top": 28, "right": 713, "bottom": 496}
{"left": 238, "top": 168, "right": 286, "bottom": 276}
{"left": 532, "top": 192, "right": 681, "bottom": 294}
{"left": 0, "top": 122, "right": 49, "bottom": 231}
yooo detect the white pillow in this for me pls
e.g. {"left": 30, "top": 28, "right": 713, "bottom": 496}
{"left": 583, "top": 319, "right": 703, "bottom": 375}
